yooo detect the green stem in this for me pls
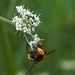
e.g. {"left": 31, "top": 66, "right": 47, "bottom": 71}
{"left": 0, "top": 16, "right": 15, "bottom": 25}
{"left": 24, "top": 33, "right": 29, "bottom": 44}
{"left": 0, "top": 16, "right": 35, "bottom": 44}
{"left": 30, "top": 33, "right": 34, "bottom": 39}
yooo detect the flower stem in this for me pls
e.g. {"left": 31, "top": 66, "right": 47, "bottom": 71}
{"left": 0, "top": 16, "right": 15, "bottom": 25}
{"left": 30, "top": 33, "right": 34, "bottom": 39}
{"left": 24, "top": 33, "right": 29, "bottom": 44}
{"left": 0, "top": 16, "right": 35, "bottom": 44}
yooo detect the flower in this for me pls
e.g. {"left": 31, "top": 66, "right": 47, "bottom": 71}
{"left": 32, "top": 27, "right": 35, "bottom": 32}
{"left": 29, "top": 34, "right": 43, "bottom": 50}
{"left": 12, "top": 5, "right": 42, "bottom": 34}
{"left": 29, "top": 41, "right": 36, "bottom": 50}
{"left": 23, "top": 27, "right": 27, "bottom": 33}
{"left": 34, "top": 34, "right": 44, "bottom": 43}
{"left": 12, "top": 5, "right": 44, "bottom": 50}
{"left": 27, "top": 28, "right": 31, "bottom": 34}
{"left": 34, "top": 34, "right": 39, "bottom": 38}
{"left": 16, "top": 6, "right": 26, "bottom": 15}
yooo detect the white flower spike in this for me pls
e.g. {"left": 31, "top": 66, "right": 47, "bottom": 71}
{"left": 12, "top": 5, "right": 42, "bottom": 34}
{"left": 12, "top": 5, "right": 43, "bottom": 50}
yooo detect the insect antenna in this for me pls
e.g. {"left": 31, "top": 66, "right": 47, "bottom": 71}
{"left": 25, "top": 62, "right": 36, "bottom": 75}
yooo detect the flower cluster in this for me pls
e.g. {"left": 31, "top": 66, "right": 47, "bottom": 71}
{"left": 12, "top": 5, "right": 43, "bottom": 50}
{"left": 12, "top": 5, "right": 41, "bottom": 34}
{"left": 29, "top": 34, "right": 43, "bottom": 50}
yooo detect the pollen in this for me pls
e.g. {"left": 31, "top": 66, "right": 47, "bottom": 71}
{"left": 37, "top": 48, "right": 44, "bottom": 55}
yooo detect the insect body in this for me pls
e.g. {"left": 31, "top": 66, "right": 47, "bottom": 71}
{"left": 25, "top": 42, "right": 55, "bottom": 75}
{"left": 28, "top": 47, "right": 46, "bottom": 62}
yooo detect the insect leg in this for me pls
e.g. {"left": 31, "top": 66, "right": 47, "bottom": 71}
{"left": 25, "top": 62, "right": 36, "bottom": 75}
{"left": 32, "top": 43, "right": 37, "bottom": 49}
{"left": 37, "top": 43, "right": 43, "bottom": 48}
{"left": 32, "top": 43, "right": 43, "bottom": 49}
{"left": 26, "top": 41, "right": 30, "bottom": 54}
{"left": 26, "top": 41, "right": 36, "bottom": 54}
{"left": 46, "top": 50, "right": 55, "bottom": 55}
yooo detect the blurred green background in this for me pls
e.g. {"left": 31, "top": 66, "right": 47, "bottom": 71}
{"left": 0, "top": 0, "right": 75, "bottom": 75}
